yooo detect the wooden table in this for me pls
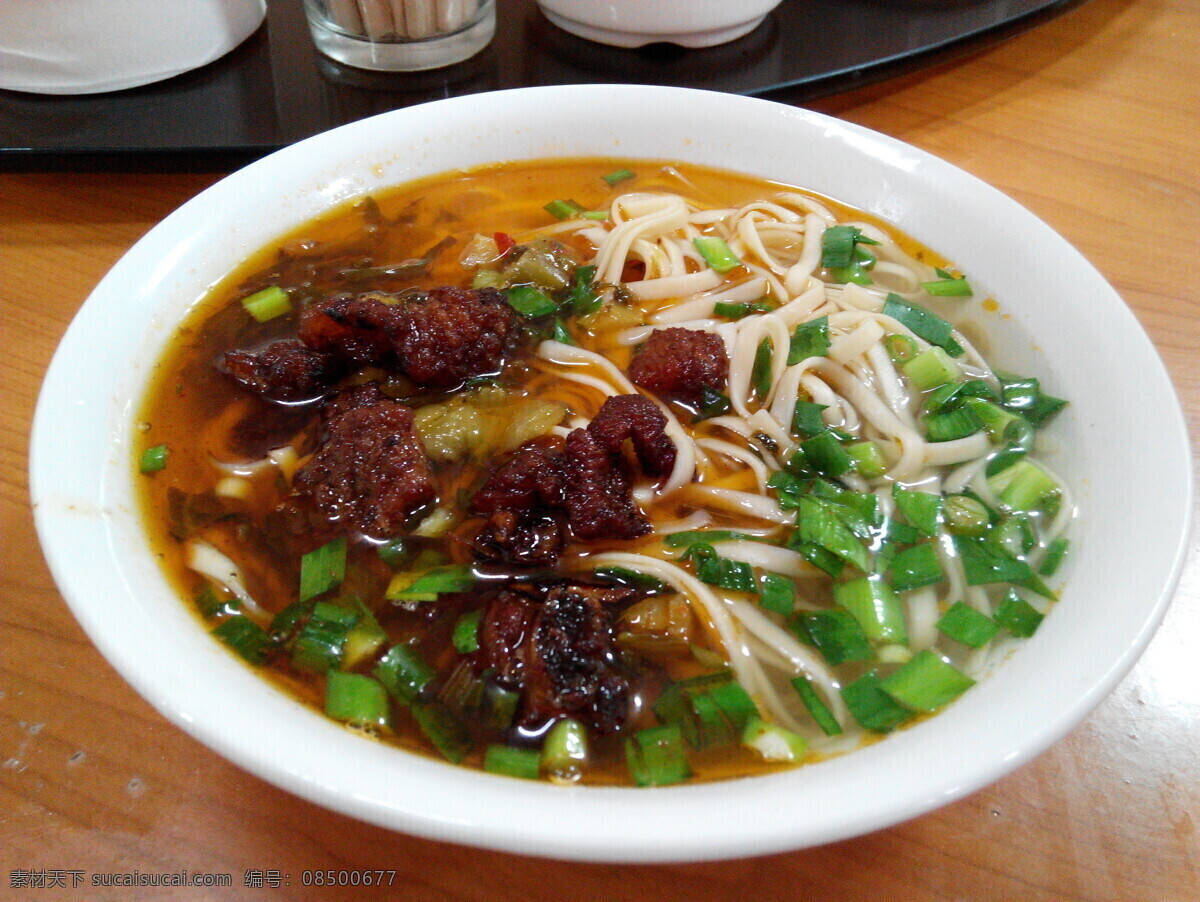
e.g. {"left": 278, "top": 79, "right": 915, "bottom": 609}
{"left": 3, "top": 0, "right": 1197, "bottom": 897}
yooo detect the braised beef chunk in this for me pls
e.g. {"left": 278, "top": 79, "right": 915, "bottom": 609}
{"left": 221, "top": 339, "right": 338, "bottom": 403}
{"left": 586, "top": 394, "right": 676, "bottom": 478}
{"left": 478, "top": 581, "right": 635, "bottom": 734}
{"left": 390, "top": 285, "right": 516, "bottom": 389}
{"left": 298, "top": 293, "right": 400, "bottom": 366}
{"left": 470, "top": 440, "right": 565, "bottom": 515}
{"left": 473, "top": 510, "right": 567, "bottom": 567}
{"left": 284, "top": 395, "right": 434, "bottom": 538}
{"left": 628, "top": 327, "right": 729, "bottom": 404}
{"left": 561, "top": 429, "right": 651, "bottom": 540}
{"left": 318, "top": 381, "right": 387, "bottom": 431}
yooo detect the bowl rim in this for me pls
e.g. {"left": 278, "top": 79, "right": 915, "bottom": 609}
{"left": 30, "top": 84, "right": 1193, "bottom": 862}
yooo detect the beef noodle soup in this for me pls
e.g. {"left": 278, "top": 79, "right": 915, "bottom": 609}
{"left": 136, "top": 159, "right": 1071, "bottom": 786}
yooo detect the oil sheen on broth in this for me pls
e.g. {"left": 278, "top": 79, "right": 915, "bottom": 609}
{"left": 136, "top": 159, "right": 1071, "bottom": 787}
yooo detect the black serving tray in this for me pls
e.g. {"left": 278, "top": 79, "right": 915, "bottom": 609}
{"left": 0, "top": 0, "right": 1084, "bottom": 170}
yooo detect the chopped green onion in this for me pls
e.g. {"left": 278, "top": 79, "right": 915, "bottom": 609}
{"left": 892, "top": 486, "right": 943, "bottom": 537}
{"left": 664, "top": 529, "right": 765, "bottom": 549}
{"left": 212, "top": 616, "right": 271, "bottom": 664}
{"left": 291, "top": 601, "right": 357, "bottom": 673}
{"left": 994, "top": 590, "right": 1045, "bottom": 637}
{"left": 882, "top": 294, "right": 964, "bottom": 357}
{"left": 484, "top": 744, "right": 541, "bottom": 780}
{"left": 923, "top": 406, "right": 983, "bottom": 442}
{"left": 742, "top": 717, "right": 809, "bottom": 762}
{"left": 796, "top": 497, "right": 871, "bottom": 573}
{"left": 987, "top": 458, "right": 1058, "bottom": 513}
{"left": 565, "top": 264, "right": 600, "bottom": 316}
{"left": 846, "top": 440, "right": 887, "bottom": 478}
{"left": 828, "top": 244, "right": 876, "bottom": 285}
{"left": 841, "top": 672, "right": 913, "bottom": 732}
{"left": 714, "top": 300, "right": 772, "bottom": 319}
{"left": 921, "top": 276, "right": 973, "bottom": 297}
{"left": 884, "top": 333, "right": 918, "bottom": 364}
{"left": 375, "top": 537, "right": 409, "bottom": 570}
{"left": 1039, "top": 537, "right": 1069, "bottom": 577}
{"left": 881, "top": 649, "right": 975, "bottom": 711}
{"left": 592, "top": 565, "right": 671, "bottom": 595}
{"left": 708, "top": 681, "right": 760, "bottom": 734}
{"left": 992, "top": 513, "right": 1036, "bottom": 557}
{"left": 373, "top": 644, "right": 435, "bottom": 704}
{"left": 342, "top": 600, "right": 387, "bottom": 669}
{"left": 800, "top": 430, "right": 853, "bottom": 477}
{"left": 552, "top": 317, "right": 575, "bottom": 345}
{"left": 962, "top": 397, "right": 1026, "bottom": 442}
{"left": 626, "top": 724, "right": 691, "bottom": 786}
{"left": 299, "top": 536, "right": 347, "bottom": 602}
{"left": 387, "top": 563, "right": 477, "bottom": 602}
{"left": 324, "top": 671, "right": 390, "bottom": 729}
{"left": 241, "top": 285, "right": 292, "bottom": 323}
{"left": 788, "top": 316, "right": 831, "bottom": 365}
{"left": 485, "top": 683, "right": 520, "bottom": 730}
{"left": 696, "top": 553, "right": 757, "bottom": 594}
{"left": 794, "top": 608, "right": 873, "bottom": 666}
{"left": 759, "top": 572, "right": 795, "bottom": 616}
{"left": 602, "top": 168, "right": 636, "bottom": 186}
{"left": 580, "top": 209, "right": 609, "bottom": 221}
{"left": 937, "top": 601, "right": 1000, "bottom": 648}
{"left": 139, "top": 444, "right": 168, "bottom": 474}
{"left": 693, "top": 236, "right": 741, "bottom": 273}
{"left": 886, "top": 542, "right": 944, "bottom": 592}
{"left": 543, "top": 198, "right": 585, "bottom": 220}
{"left": 506, "top": 284, "right": 558, "bottom": 318}
{"left": 903, "top": 346, "right": 962, "bottom": 390}
{"left": 792, "top": 400, "right": 829, "bottom": 438}
{"left": 541, "top": 718, "right": 588, "bottom": 782}
{"left": 410, "top": 701, "right": 470, "bottom": 763}
{"left": 452, "top": 609, "right": 481, "bottom": 654}
{"left": 790, "top": 675, "right": 843, "bottom": 735}
{"left": 752, "top": 338, "right": 773, "bottom": 399}
{"left": 820, "top": 225, "right": 877, "bottom": 269}
{"left": 835, "top": 577, "right": 908, "bottom": 644}
{"left": 943, "top": 494, "right": 991, "bottom": 535}
{"left": 996, "top": 372, "right": 1067, "bottom": 427}
{"left": 693, "top": 385, "right": 732, "bottom": 421}
{"left": 952, "top": 536, "right": 1052, "bottom": 598}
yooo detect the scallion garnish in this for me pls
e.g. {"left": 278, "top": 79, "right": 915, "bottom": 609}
{"left": 793, "top": 608, "right": 872, "bottom": 666}
{"left": 834, "top": 577, "right": 908, "bottom": 644}
{"left": 625, "top": 724, "right": 691, "bottom": 786}
{"left": 885, "top": 542, "right": 944, "bottom": 592}
{"left": 943, "top": 494, "right": 991, "bottom": 535}
{"left": 452, "top": 610, "right": 482, "bottom": 654}
{"left": 923, "top": 406, "right": 983, "bottom": 442}
{"left": 410, "top": 701, "right": 470, "bottom": 763}
{"left": 921, "top": 275, "right": 973, "bottom": 297}
{"left": 994, "top": 590, "right": 1045, "bottom": 637}
{"left": 693, "top": 236, "right": 742, "bottom": 273}
{"left": 846, "top": 440, "right": 887, "bottom": 478}
{"left": 212, "top": 616, "right": 271, "bottom": 664}
{"left": 1039, "top": 537, "right": 1069, "bottom": 577}
{"left": 484, "top": 744, "right": 541, "bottom": 780}
{"left": 691, "top": 546, "right": 757, "bottom": 594}
{"left": 602, "top": 168, "right": 635, "bottom": 186}
{"left": 892, "top": 485, "right": 943, "bottom": 537}
{"left": 565, "top": 264, "right": 601, "bottom": 316}
{"left": 800, "top": 430, "right": 853, "bottom": 478}
{"left": 506, "top": 284, "right": 558, "bottom": 318}
{"left": 374, "top": 643, "right": 435, "bottom": 704}
{"left": 742, "top": 718, "right": 809, "bottom": 762}
{"left": 759, "top": 572, "right": 795, "bottom": 616}
{"left": 787, "top": 316, "right": 831, "bottom": 364}
{"left": 903, "top": 346, "right": 962, "bottom": 390}
{"left": 820, "top": 225, "right": 878, "bottom": 269}
{"left": 693, "top": 385, "right": 732, "bottom": 421}
{"left": 299, "top": 537, "right": 347, "bottom": 602}
{"left": 324, "top": 671, "right": 390, "bottom": 729}
{"left": 541, "top": 718, "right": 588, "bottom": 782}
{"left": 789, "top": 675, "right": 843, "bottom": 736}
{"left": 791, "top": 400, "right": 829, "bottom": 438}
{"left": 139, "top": 444, "right": 169, "bottom": 474}
{"left": 841, "top": 672, "right": 913, "bottom": 732}
{"left": 794, "top": 497, "right": 871, "bottom": 573}
{"left": 663, "top": 529, "right": 766, "bottom": 549}
{"left": 240, "top": 285, "right": 292, "bottom": 323}
{"left": 543, "top": 198, "right": 585, "bottom": 220}
{"left": 884, "top": 333, "right": 917, "bottom": 364}
{"left": 936, "top": 601, "right": 1000, "bottom": 648}
{"left": 987, "top": 458, "right": 1058, "bottom": 513}
{"left": 882, "top": 293, "right": 964, "bottom": 357}
{"left": 714, "top": 300, "right": 772, "bottom": 319}
{"left": 880, "top": 649, "right": 975, "bottom": 711}
{"left": 592, "top": 565, "right": 671, "bottom": 595}
{"left": 752, "top": 338, "right": 773, "bottom": 399}
{"left": 387, "top": 563, "right": 477, "bottom": 602}
{"left": 291, "top": 601, "right": 357, "bottom": 673}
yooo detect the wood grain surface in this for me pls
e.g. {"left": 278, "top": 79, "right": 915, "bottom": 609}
{"left": 2, "top": 0, "right": 1197, "bottom": 897}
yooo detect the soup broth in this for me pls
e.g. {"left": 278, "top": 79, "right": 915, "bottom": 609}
{"left": 137, "top": 159, "right": 1070, "bottom": 786}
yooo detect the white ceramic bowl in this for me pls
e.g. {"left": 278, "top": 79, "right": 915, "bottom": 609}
{"left": 31, "top": 85, "right": 1191, "bottom": 862}
{"left": 536, "top": 0, "right": 781, "bottom": 48}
